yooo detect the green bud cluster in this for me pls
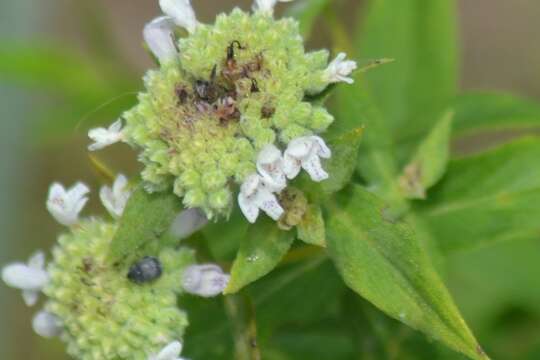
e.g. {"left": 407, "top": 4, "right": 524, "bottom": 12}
{"left": 123, "top": 8, "right": 334, "bottom": 218}
{"left": 43, "top": 219, "right": 194, "bottom": 360}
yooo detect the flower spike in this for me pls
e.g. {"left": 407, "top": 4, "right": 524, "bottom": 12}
{"left": 182, "top": 264, "right": 230, "bottom": 298}
{"left": 148, "top": 340, "right": 186, "bottom": 360}
{"left": 47, "top": 182, "right": 90, "bottom": 226}
{"left": 238, "top": 174, "right": 284, "bottom": 223}
{"left": 88, "top": 119, "right": 125, "bottom": 151}
{"left": 160, "top": 0, "right": 198, "bottom": 34}
{"left": 144, "top": 16, "right": 178, "bottom": 64}
{"left": 283, "top": 136, "right": 332, "bottom": 181}
{"left": 100, "top": 174, "right": 132, "bottom": 219}
{"left": 2, "top": 251, "right": 49, "bottom": 306}
{"left": 32, "top": 310, "right": 62, "bottom": 338}
{"left": 323, "top": 52, "right": 358, "bottom": 84}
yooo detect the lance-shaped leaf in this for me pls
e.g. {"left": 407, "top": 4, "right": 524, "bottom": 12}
{"left": 297, "top": 204, "right": 326, "bottom": 247}
{"left": 325, "top": 185, "right": 487, "bottom": 360}
{"left": 415, "top": 138, "right": 540, "bottom": 254}
{"left": 399, "top": 112, "right": 453, "bottom": 199}
{"left": 225, "top": 218, "right": 295, "bottom": 294}
{"left": 109, "top": 184, "right": 183, "bottom": 262}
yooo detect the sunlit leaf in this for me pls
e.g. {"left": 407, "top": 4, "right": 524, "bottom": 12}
{"left": 325, "top": 185, "right": 486, "bottom": 360}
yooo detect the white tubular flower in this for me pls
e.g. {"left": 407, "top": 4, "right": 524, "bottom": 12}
{"left": 256, "top": 144, "right": 286, "bottom": 191}
{"left": 2, "top": 251, "right": 49, "bottom": 306}
{"left": 144, "top": 16, "right": 178, "bottom": 64}
{"left": 283, "top": 136, "right": 332, "bottom": 182}
{"left": 182, "top": 264, "right": 230, "bottom": 298}
{"left": 323, "top": 52, "right": 358, "bottom": 84}
{"left": 148, "top": 340, "right": 186, "bottom": 360}
{"left": 46, "top": 182, "right": 90, "bottom": 226}
{"left": 170, "top": 208, "right": 208, "bottom": 239}
{"left": 159, "top": 0, "right": 198, "bottom": 34}
{"left": 252, "top": 0, "right": 294, "bottom": 14}
{"left": 32, "top": 310, "right": 62, "bottom": 338}
{"left": 238, "top": 174, "right": 284, "bottom": 223}
{"left": 88, "top": 119, "right": 124, "bottom": 151}
{"left": 100, "top": 174, "right": 132, "bottom": 219}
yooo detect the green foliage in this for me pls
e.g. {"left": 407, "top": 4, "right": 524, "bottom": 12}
{"left": 325, "top": 185, "right": 486, "bottom": 360}
{"left": 297, "top": 204, "right": 326, "bottom": 247}
{"left": 286, "top": 0, "right": 333, "bottom": 38}
{"left": 109, "top": 184, "right": 183, "bottom": 263}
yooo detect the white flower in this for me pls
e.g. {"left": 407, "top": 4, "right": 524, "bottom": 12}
{"left": 148, "top": 341, "right": 186, "bottom": 360}
{"left": 160, "top": 0, "right": 198, "bottom": 34}
{"left": 238, "top": 174, "right": 284, "bottom": 223}
{"left": 46, "top": 182, "right": 90, "bottom": 226}
{"left": 283, "top": 136, "right": 332, "bottom": 182}
{"left": 252, "top": 0, "right": 294, "bottom": 14}
{"left": 32, "top": 310, "right": 62, "bottom": 338}
{"left": 2, "top": 251, "right": 49, "bottom": 306}
{"left": 323, "top": 52, "right": 357, "bottom": 84}
{"left": 182, "top": 264, "right": 230, "bottom": 298}
{"left": 100, "top": 174, "right": 132, "bottom": 219}
{"left": 88, "top": 119, "right": 124, "bottom": 151}
{"left": 144, "top": 16, "right": 178, "bottom": 64}
{"left": 170, "top": 208, "right": 208, "bottom": 239}
{"left": 256, "top": 144, "right": 286, "bottom": 191}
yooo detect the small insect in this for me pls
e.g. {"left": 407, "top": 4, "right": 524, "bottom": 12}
{"left": 194, "top": 65, "right": 219, "bottom": 103}
{"left": 127, "top": 256, "right": 163, "bottom": 284}
{"left": 226, "top": 40, "right": 245, "bottom": 68}
{"left": 250, "top": 78, "right": 260, "bottom": 93}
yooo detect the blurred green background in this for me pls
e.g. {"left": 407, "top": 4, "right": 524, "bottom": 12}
{"left": 1, "top": 0, "right": 540, "bottom": 359}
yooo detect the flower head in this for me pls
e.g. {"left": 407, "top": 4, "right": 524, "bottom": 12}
{"left": 238, "top": 174, "right": 284, "bottom": 223}
{"left": 100, "top": 174, "right": 132, "bottom": 218}
{"left": 323, "top": 52, "right": 358, "bottom": 84}
{"left": 2, "top": 251, "right": 49, "bottom": 306}
{"left": 283, "top": 135, "right": 332, "bottom": 181}
{"left": 159, "top": 0, "right": 198, "bottom": 33}
{"left": 144, "top": 16, "right": 178, "bottom": 64}
{"left": 32, "top": 310, "right": 62, "bottom": 338}
{"left": 46, "top": 182, "right": 89, "bottom": 226}
{"left": 149, "top": 341, "right": 186, "bottom": 360}
{"left": 182, "top": 264, "right": 230, "bottom": 297}
{"left": 252, "top": 0, "right": 294, "bottom": 14}
{"left": 88, "top": 119, "right": 124, "bottom": 151}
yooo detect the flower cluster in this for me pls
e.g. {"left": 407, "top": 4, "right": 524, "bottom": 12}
{"left": 2, "top": 175, "right": 229, "bottom": 359}
{"left": 88, "top": 0, "right": 356, "bottom": 221}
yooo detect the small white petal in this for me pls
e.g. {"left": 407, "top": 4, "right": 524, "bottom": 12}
{"left": 28, "top": 251, "right": 46, "bottom": 270}
{"left": 238, "top": 191, "right": 260, "bottom": 224}
{"left": 160, "top": 0, "right": 198, "bottom": 34}
{"left": 252, "top": 0, "right": 294, "bottom": 14}
{"left": 144, "top": 16, "right": 178, "bottom": 64}
{"left": 88, "top": 119, "right": 124, "bottom": 151}
{"left": 170, "top": 208, "right": 208, "bottom": 239}
{"left": 241, "top": 174, "right": 262, "bottom": 198}
{"left": 283, "top": 136, "right": 332, "bottom": 182}
{"left": 22, "top": 290, "right": 40, "bottom": 307}
{"left": 32, "top": 311, "right": 62, "bottom": 338}
{"left": 100, "top": 174, "right": 132, "bottom": 218}
{"left": 312, "top": 135, "right": 332, "bottom": 158}
{"left": 302, "top": 153, "right": 329, "bottom": 181}
{"left": 323, "top": 52, "right": 357, "bottom": 84}
{"left": 182, "top": 264, "right": 230, "bottom": 298}
{"left": 238, "top": 174, "right": 285, "bottom": 223}
{"left": 2, "top": 263, "right": 48, "bottom": 293}
{"left": 256, "top": 189, "right": 284, "bottom": 220}
{"left": 156, "top": 341, "right": 183, "bottom": 360}
{"left": 256, "top": 144, "right": 286, "bottom": 191}
{"left": 46, "top": 182, "right": 90, "bottom": 226}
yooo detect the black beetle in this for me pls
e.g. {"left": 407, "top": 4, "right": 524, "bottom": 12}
{"left": 127, "top": 256, "right": 162, "bottom": 284}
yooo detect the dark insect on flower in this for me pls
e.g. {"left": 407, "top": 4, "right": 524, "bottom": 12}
{"left": 226, "top": 40, "right": 245, "bottom": 68}
{"left": 250, "top": 78, "right": 260, "bottom": 93}
{"left": 127, "top": 256, "right": 162, "bottom": 284}
{"left": 194, "top": 65, "right": 220, "bottom": 103}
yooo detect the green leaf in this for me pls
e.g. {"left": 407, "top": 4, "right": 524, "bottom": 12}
{"left": 452, "top": 92, "right": 540, "bottom": 137}
{"left": 415, "top": 138, "right": 540, "bottom": 254}
{"left": 321, "top": 127, "right": 364, "bottom": 194}
{"left": 109, "top": 184, "right": 183, "bottom": 262}
{"left": 297, "top": 204, "right": 326, "bottom": 247}
{"left": 286, "top": 0, "right": 332, "bottom": 38}
{"left": 400, "top": 112, "right": 453, "bottom": 199}
{"left": 325, "top": 185, "right": 486, "bottom": 360}
{"left": 224, "top": 218, "right": 295, "bottom": 294}
{"left": 358, "top": 0, "right": 458, "bottom": 147}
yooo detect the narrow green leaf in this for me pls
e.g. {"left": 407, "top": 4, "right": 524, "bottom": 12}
{"left": 321, "top": 127, "right": 364, "bottom": 194}
{"left": 358, "top": 0, "right": 458, "bottom": 147}
{"left": 109, "top": 185, "right": 183, "bottom": 262}
{"left": 452, "top": 92, "right": 540, "bottom": 137}
{"left": 400, "top": 112, "right": 453, "bottom": 199}
{"left": 286, "top": 0, "right": 332, "bottom": 38}
{"left": 325, "top": 185, "right": 486, "bottom": 360}
{"left": 297, "top": 204, "right": 326, "bottom": 247}
{"left": 415, "top": 138, "right": 540, "bottom": 254}
{"left": 225, "top": 218, "right": 295, "bottom": 294}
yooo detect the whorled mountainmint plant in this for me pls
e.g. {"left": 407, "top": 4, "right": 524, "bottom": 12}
{"left": 1, "top": 175, "right": 230, "bottom": 360}
{"left": 88, "top": 0, "right": 357, "bottom": 221}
